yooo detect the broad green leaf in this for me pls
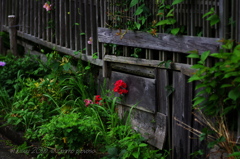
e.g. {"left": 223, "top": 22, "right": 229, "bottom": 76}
{"left": 193, "top": 96, "right": 205, "bottom": 106}
{"left": 228, "top": 88, "right": 240, "bottom": 101}
{"left": 191, "top": 64, "right": 205, "bottom": 69}
{"left": 209, "top": 94, "right": 218, "bottom": 101}
{"left": 228, "top": 152, "right": 240, "bottom": 157}
{"left": 195, "top": 83, "right": 207, "bottom": 90}
{"left": 200, "top": 50, "right": 210, "bottom": 62}
{"left": 171, "top": 28, "right": 180, "bottom": 35}
{"left": 187, "top": 54, "right": 200, "bottom": 59}
{"left": 207, "top": 14, "right": 220, "bottom": 26}
{"left": 156, "top": 18, "right": 176, "bottom": 26}
{"left": 135, "top": 22, "right": 141, "bottom": 30}
{"left": 135, "top": 5, "right": 144, "bottom": 15}
{"left": 233, "top": 45, "right": 240, "bottom": 56}
{"left": 132, "top": 151, "right": 140, "bottom": 158}
{"left": 130, "top": 0, "right": 139, "bottom": 7}
{"left": 172, "top": 0, "right": 184, "bottom": 5}
{"left": 222, "top": 40, "right": 234, "bottom": 50}
{"left": 188, "top": 75, "right": 201, "bottom": 82}
{"left": 166, "top": 8, "right": 174, "bottom": 17}
{"left": 202, "top": 8, "right": 215, "bottom": 18}
{"left": 223, "top": 72, "right": 239, "bottom": 79}
{"left": 220, "top": 84, "right": 232, "bottom": 88}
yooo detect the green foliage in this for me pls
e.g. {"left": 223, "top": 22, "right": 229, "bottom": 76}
{"left": 0, "top": 54, "right": 50, "bottom": 95}
{"left": 202, "top": 7, "right": 220, "bottom": 26}
{"left": 188, "top": 39, "right": 240, "bottom": 116}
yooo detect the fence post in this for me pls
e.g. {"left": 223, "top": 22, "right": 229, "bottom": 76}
{"left": 8, "top": 15, "right": 18, "bottom": 56}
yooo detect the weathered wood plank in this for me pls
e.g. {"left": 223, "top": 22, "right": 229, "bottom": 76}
{"left": 98, "top": 27, "right": 221, "bottom": 54}
{"left": 9, "top": 29, "right": 103, "bottom": 66}
{"left": 172, "top": 71, "right": 193, "bottom": 159}
{"left": 8, "top": 15, "right": 18, "bottom": 56}
{"left": 156, "top": 69, "right": 171, "bottom": 151}
{"left": 111, "top": 63, "right": 155, "bottom": 78}
{"left": 104, "top": 55, "right": 196, "bottom": 76}
{"left": 109, "top": 71, "right": 156, "bottom": 113}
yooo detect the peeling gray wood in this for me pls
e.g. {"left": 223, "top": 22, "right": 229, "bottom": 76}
{"left": 126, "top": 107, "right": 167, "bottom": 149}
{"left": 110, "top": 71, "right": 156, "bottom": 113}
{"left": 98, "top": 27, "right": 221, "bottom": 54}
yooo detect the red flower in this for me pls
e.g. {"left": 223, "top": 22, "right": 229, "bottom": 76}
{"left": 113, "top": 80, "right": 128, "bottom": 94}
{"left": 94, "top": 95, "right": 102, "bottom": 104}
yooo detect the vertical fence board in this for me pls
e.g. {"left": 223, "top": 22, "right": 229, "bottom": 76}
{"left": 172, "top": 71, "right": 192, "bottom": 159}
{"left": 69, "top": 0, "right": 74, "bottom": 50}
{"left": 80, "top": 1, "right": 85, "bottom": 51}
{"left": 85, "top": 0, "right": 91, "bottom": 55}
{"left": 29, "top": 0, "right": 33, "bottom": 35}
{"left": 65, "top": 1, "right": 70, "bottom": 48}
{"left": 54, "top": 0, "right": 59, "bottom": 45}
{"left": 37, "top": 0, "right": 41, "bottom": 38}
{"left": 156, "top": 69, "right": 171, "bottom": 152}
{"left": 74, "top": 0, "right": 80, "bottom": 51}
{"left": 59, "top": 0, "right": 65, "bottom": 46}
{"left": 33, "top": 0, "right": 38, "bottom": 37}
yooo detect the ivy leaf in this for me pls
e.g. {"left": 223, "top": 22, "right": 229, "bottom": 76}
{"left": 172, "top": 0, "right": 185, "bottom": 5}
{"left": 130, "top": 0, "right": 139, "bottom": 7}
{"left": 171, "top": 28, "right": 180, "bottom": 35}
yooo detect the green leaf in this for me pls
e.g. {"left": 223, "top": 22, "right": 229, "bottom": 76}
{"left": 130, "top": 0, "right": 139, "bottom": 7}
{"left": 139, "top": 143, "right": 147, "bottom": 147}
{"left": 166, "top": 8, "right": 174, "bottom": 17}
{"left": 228, "top": 88, "right": 240, "bottom": 101}
{"left": 172, "top": 0, "right": 184, "bottom": 5}
{"left": 156, "top": 18, "right": 176, "bottom": 26}
{"left": 132, "top": 151, "right": 140, "bottom": 158}
{"left": 188, "top": 75, "right": 201, "bottom": 82}
{"left": 222, "top": 40, "right": 234, "bottom": 50}
{"left": 202, "top": 10, "right": 214, "bottom": 18}
{"left": 207, "top": 14, "right": 220, "bottom": 26}
{"left": 187, "top": 54, "right": 200, "bottom": 59}
{"left": 191, "top": 64, "right": 205, "bottom": 69}
{"left": 171, "top": 28, "right": 180, "bottom": 35}
{"left": 135, "top": 5, "right": 144, "bottom": 15}
{"left": 135, "top": 22, "right": 141, "bottom": 30}
{"left": 200, "top": 50, "right": 210, "bottom": 62}
{"left": 220, "top": 84, "right": 232, "bottom": 88}
{"left": 195, "top": 83, "right": 207, "bottom": 90}
{"left": 193, "top": 96, "right": 205, "bottom": 106}
{"left": 209, "top": 94, "right": 218, "bottom": 101}
{"left": 228, "top": 152, "right": 240, "bottom": 157}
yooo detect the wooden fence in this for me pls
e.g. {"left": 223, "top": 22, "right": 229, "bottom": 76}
{"left": 1, "top": 0, "right": 240, "bottom": 158}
